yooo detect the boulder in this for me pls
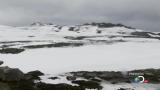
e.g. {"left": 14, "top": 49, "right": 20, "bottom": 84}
{"left": 26, "top": 70, "right": 44, "bottom": 77}
{"left": 0, "top": 66, "right": 24, "bottom": 82}
{"left": 25, "top": 70, "right": 44, "bottom": 80}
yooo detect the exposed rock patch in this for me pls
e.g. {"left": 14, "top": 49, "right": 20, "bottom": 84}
{"left": 23, "top": 42, "right": 84, "bottom": 49}
{"left": 0, "top": 64, "right": 160, "bottom": 90}
{"left": 0, "top": 48, "right": 25, "bottom": 54}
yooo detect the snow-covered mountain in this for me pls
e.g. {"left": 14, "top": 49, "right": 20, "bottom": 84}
{"left": 0, "top": 22, "right": 160, "bottom": 47}
{"left": 1, "top": 23, "right": 160, "bottom": 90}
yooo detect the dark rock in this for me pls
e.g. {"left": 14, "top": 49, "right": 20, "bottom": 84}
{"left": 23, "top": 42, "right": 84, "bottom": 49}
{"left": 84, "top": 22, "right": 135, "bottom": 29}
{"left": 72, "top": 71, "right": 97, "bottom": 79}
{"left": 71, "top": 69, "right": 160, "bottom": 84}
{"left": 47, "top": 23, "right": 53, "bottom": 25}
{"left": 28, "top": 36, "right": 35, "bottom": 37}
{"left": 23, "top": 74, "right": 35, "bottom": 81}
{"left": 31, "top": 22, "right": 44, "bottom": 26}
{"left": 64, "top": 36, "right": 86, "bottom": 40}
{"left": 0, "top": 82, "right": 11, "bottom": 90}
{"left": 37, "top": 83, "right": 85, "bottom": 90}
{"left": 0, "top": 61, "right": 4, "bottom": 65}
{"left": 58, "top": 26, "right": 62, "bottom": 30}
{"left": 48, "top": 77, "right": 59, "bottom": 80}
{"left": 27, "top": 70, "right": 44, "bottom": 76}
{"left": 97, "top": 30, "right": 102, "bottom": 34}
{"left": 111, "top": 81, "right": 118, "bottom": 84}
{"left": 0, "top": 69, "right": 5, "bottom": 81}
{"left": 91, "top": 78, "right": 101, "bottom": 82}
{"left": 69, "top": 27, "right": 75, "bottom": 31}
{"left": 71, "top": 71, "right": 130, "bottom": 83}
{"left": 0, "top": 48, "right": 25, "bottom": 54}
{"left": 98, "top": 71, "right": 124, "bottom": 80}
{"left": 0, "top": 66, "right": 24, "bottom": 82}
{"left": 66, "top": 76, "right": 76, "bottom": 81}
{"left": 7, "top": 80, "right": 36, "bottom": 90}
{"left": 131, "top": 32, "right": 151, "bottom": 38}
{"left": 5, "top": 69, "right": 24, "bottom": 82}
{"left": 118, "top": 88, "right": 126, "bottom": 90}
{"left": 25, "top": 70, "right": 44, "bottom": 80}
{"left": 83, "top": 72, "right": 97, "bottom": 79}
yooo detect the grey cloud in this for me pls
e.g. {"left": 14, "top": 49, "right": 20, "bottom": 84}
{"left": 0, "top": 0, "right": 160, "bottom": 31}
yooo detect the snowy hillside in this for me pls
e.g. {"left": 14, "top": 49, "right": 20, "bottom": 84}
{"left": 0, "top": 22, "right": 160, "bottom": 49}
{"left": 0, "top": 23, "right": 160, "bottom": 90}
{"left": 0, "top": 22, "right": 160, "bottom": 71}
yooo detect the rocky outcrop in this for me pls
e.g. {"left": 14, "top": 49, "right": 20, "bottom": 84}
{"left": 71, "top": 71, "right": 129, "bottom": 84}
{"left": 0, "top": 82, "right": 10, "bottom": 90}
{"left": 25, "top": 70, "right": 44, "bottom": 80}
{"left": 71, "top": 69, "right": 160, "bottom": 84}
{"left": 0, "top": 66, "right": 24, "bottom": 82}
{"left": 0, "top": 63, "right": 160, "bottom": 90}
{"left": 84, "top": 22, "right": 135, "bottom": 29}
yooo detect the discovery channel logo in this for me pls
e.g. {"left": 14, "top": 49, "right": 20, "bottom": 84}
{"left": 132, "top": 76, "right": 149, "bottom": 83}
{"left": 128, "top": 72, "right": 149, "bottom": 83}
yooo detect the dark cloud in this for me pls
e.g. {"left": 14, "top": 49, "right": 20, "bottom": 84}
{"left": 0, "top": 0, "right": 160, "bottom": 31}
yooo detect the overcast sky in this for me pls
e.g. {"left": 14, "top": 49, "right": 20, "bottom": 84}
{"left": 0, "top": 0, "right": 160, "bottom": 31}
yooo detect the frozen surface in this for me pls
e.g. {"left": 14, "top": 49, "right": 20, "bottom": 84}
{"left": 1, "top": 42, "right": 160, "bottom": 74}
